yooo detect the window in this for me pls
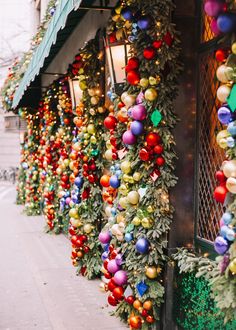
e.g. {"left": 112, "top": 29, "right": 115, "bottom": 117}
{"left": 195, "top": 1, "right": 224, "bottom": 250}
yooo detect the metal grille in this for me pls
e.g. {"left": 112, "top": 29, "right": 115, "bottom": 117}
{"left": 196, "top": 51, "right": 225, "bottom": 242}
{"left": 200, "top": 2, "right": 215, "bottom": 43}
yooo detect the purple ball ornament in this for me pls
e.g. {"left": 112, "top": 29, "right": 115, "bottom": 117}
{"left": 99, "top": 231, "right": 112, "bottom": 244}
{"left": 131, "top": 104, "right": 147, "bottom": 121}
{"left": 211, "top": 18, "right": 221, "bottom": 35}
{"left": 115, "top": 254, "right": 123, "bottom": 266}
{"left": 214, "top": 236, "right": 229, "bottom": 254}
{"left": 65, "top": 197, "right": 71, "bottom": 205}
{"left": 135, "top": 237, "right": 149, "bottom": 254}
{"left": 130, "top": 121, "right": 144, "bottom": 136}
{"left": 122, "top": 130, "right": 137, "bottom": 145}
{"left": 136, "top": 91, "right": 144, "bottom": 104}
{"left": 113, "top": 270, "right": 128, "bottom": 286}
{"left": 137, "top": 15, "right": 152, "bottom": 30}
{"left": 109, "top": 175, "right": 121, "bottom": 189}
{"left": 204, "top": 1, "right": 223, "bottom": 17}
{"left": 218, "top": 106, "right": 232, "bottom": 125}
{"left": 217, "top": 13, "right": 236, "bottom": 33}
{"left": 107, "top": 259, "right": 120, "bottom": 274}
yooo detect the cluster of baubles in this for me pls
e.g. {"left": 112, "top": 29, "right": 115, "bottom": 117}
{"left": 204, "top": 0, "right": 236, "bottom": 35}
{"left": 203, "top": 2, "right": 236, "bottom": 275}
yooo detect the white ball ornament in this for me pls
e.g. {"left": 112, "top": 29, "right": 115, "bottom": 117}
{"left": 104, "top": 149, "right": 113, "bottom": 160}
{"left": 226, "top": 177, "right": 236, "bottom": 193}
{"left": 121, "top": 92, "right": 128, "bottom": 103}
{"left": 123, "top": 95, "right": 136, "bottom": 108}
{"left": 216, "top": 85, "right": 231, "bottom": 103}
{"left": 222, "top": 160, "right": 236, "bottom": 178}
{"left": 216, "top": 65, "right": 233, "bottom": 83}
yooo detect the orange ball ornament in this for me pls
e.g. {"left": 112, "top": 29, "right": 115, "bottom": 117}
{"left": 133, "top": 299, "right": 142, "bottom": 310}
{"left": 100, "top": 175, "right": 111, "bottom": 188}
{"left": 143, "top": 300, "right": 153, "bottom": 311}
{"left": 129, "top": 316, "right": 142, "bottom": 329}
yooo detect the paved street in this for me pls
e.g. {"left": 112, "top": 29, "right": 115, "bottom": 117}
{"left": 0, "top": 182, "right": 127, "bottom": 330}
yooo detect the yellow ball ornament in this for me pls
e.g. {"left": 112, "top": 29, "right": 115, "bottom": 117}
{"left": 87, "top": 124, "right": 95, "bottom": 134}
{"left": 127, "top": 191, "right": 140, "bottom": 205}
{"left": 144, "top": 88, "right": 158, "bottom": 101}
{"left": 145, "top": 266, "right": 158, "bottom": 279}
{"left": 104, "top": 149, "right": 113, "bottom": 161}
{"left": 119, "top": 184, "right": 128, "bottom": 196}
{"left": 133, "top": 172, "right": 142, "bottom": 181}
{"left": 121, "top": 160, "right": 131, "bottom": 174}
{"left": 216, "top": 130, "right": 230, "bottom": 149}
{"left": 140, "top": 78, "right": 149, "bottom": 88}
{"left": 119, "top": 197, "right": 128, "bottom": 209}
{"left": 229, "top": 258, "right": 236, "bottom": 273}
{"left": 69, "top": 208, "right": 79, "bottom": 219}
{"left": 132, "top": 216, "right": 141, "bottom": 226}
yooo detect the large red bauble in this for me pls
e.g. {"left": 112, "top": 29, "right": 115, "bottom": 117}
{"left": 104, "top": 116, "right": 117, "bottom": 130}
{"left": 126, "top": 57, "right": 139, "bottom": 71}
{"left": 107, "top": 279, "right": 117, "bottom": 292}
{"left": 143, "top": 47, "right": 156, "bottom": 60}
{"left": 153, "top": 40, "right": 162, "bottom": 49}
{"left": 127, "top": 70, "right": 140, "bottom": 85}
{"left": 71, "top": 235, "right": 78, "bottom": 245}
{"left": 75, "top": 238, "right": 83, "bottom": 248}
{"left": 146, "top": 132, "right": 161, "bottom": 146}
{"left": 139, "top": 148, "right": 150, "bottom": 161}
{"left": 108, "top": 294, "right": 118, "bottom": 306}
{"left": 215, "top": 49, "right": 228, "bottom": 62}
{"left": 113, "top": 287, "right": 124, "bottom": 300}
{"left": 129, "top": 316, "right": 142, "bottom": 329}
{"left": 126, "top": 295, "right": 135, "bottom": 305}
{"left": 215, "top": 170, "right": 226, "bottom": 183}
{"left": 213, "top": 185, "right": 228, "bottom": 204}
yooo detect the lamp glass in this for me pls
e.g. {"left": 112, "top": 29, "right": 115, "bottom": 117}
{"left": 69, "top": 78, "right": 83, "bottom": 111}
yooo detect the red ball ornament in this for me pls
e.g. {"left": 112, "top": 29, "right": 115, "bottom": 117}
{"left": 127, "top": 57, "right": 139, "bottom": 70}
{"left": 146, "top": 132, "right": 161, "bottom": 146}
{"left": 104, "top": 271, "right": 112, "bottom": 279}
{"left": 75, "top": 238, "right": 83, "bottom": 248}
{"left": 104, "top": 116, "right": 117, "bottom": 130}
{"left": 113, "top": 287, "right": 124, "bottom": 300}
{"left": 215, "top": 170, "right": 226, "bottom": 183}
{"left": 69, "top": 226, "right": 76, "bottom": 236}
{"left": 139, "top": 148, "right": 150, "bottom": 161}
{"left": 129, "top": 316, "right": 142, "bottom": 329}
{"left": 108, "top": 294, "right": 118, "bottom": 306}
{"left": 156, "top": 157, "right": 165, "bottom": 166}
{"left": 163, "top": 32, "right": 174, "bottom": 46}
{"left": 215, "top": 49, "right": 228, "bottom": 62}
{"left": 109, "top": 33, "right": 117, "bottom": 43}
{"left": 107, "top": 279, "right": 117, "bottom": 292}
{"left": 126, "top": 295, "right": 135, "bottom": 305}
{"left": 141, "top": 309, "right": 149, "bottom": 317}
{"left": 154, "top": 145, "right": 163, "bottom": 154}
{"left": 153, "top": 40, "right": 163, "bottom": 49}
{"left": 146, "top": 315, "right": 155, "bottom": 323}
{"left": 88, "top": 174, "right": 95, "bottom": 183}
{"left": 71, "top": 235, "right": 78, "bottom": 245}
{"left": 127, "top": 70, "right": 140, "bottom": 85}
{"left": 143, "top": 47, "right": 156, "bottom": 60}
{"left": 83, "top": 246, "right": 90, "bottom": 253}
{"left": 214, "top": 185, "right": 228, "bottom": 204}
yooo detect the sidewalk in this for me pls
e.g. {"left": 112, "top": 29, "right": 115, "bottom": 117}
{"left": 0, "top": 183, "right": 127, "bottom": 330}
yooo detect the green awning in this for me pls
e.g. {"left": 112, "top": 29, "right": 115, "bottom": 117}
{"left": 13, "top": 0, "right": 82, "bottom": 109}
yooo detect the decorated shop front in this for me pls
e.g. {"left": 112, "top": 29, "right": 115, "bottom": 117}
{"left": 1, "top": 0, "right": 236, "bottom": 329}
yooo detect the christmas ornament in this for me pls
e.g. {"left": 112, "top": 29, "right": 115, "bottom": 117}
{"left": 136, "top": 237, "right": 149, "bottom": 254}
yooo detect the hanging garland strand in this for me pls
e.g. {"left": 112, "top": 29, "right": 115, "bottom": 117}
{"left": 99, "top": 0, "right": 181, "bottom": 328}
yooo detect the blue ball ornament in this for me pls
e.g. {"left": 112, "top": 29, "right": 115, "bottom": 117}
{"left": 121, "top": 7, "right": 133, "bottom": 21}
{"left": 109, "top": 175, "right": 120, "bottom": 188}
{"left": 220, "top": 225, "right": 229, "bottom": 239}
{"left": 130, "top": 121, "right": 144, "bottom": 136}
{"left": 218, "top": 106, "right": 231, "bottom": 125}
{"left": 226, "top": 228, "right": 235, "bottom": 241}
{"left": 114, "top": 164, "right": 120, "bottom": 170}
{"left": 222, "top": 212, "right": 233, "bottom": 225}
{"left": 136, "top": 237, "right": 149, "bottom": 254}
{"left": 137, "top": 15, "right": 152, "bottom": 30}
{"left": 115, "top": 170, "right": 122, "bottom": 178}
{"left": 74, "top": 176, "right": 83, "bottom": 188}
{"left": 125, "top": 232, "right": 133, "bottom": 242}
{"left": 227, "top": 121, "right": 236, "bottom": 136}
{"left": 101, "top": 251, "right": 109, "bottom": 261}
{"left": 217, "top": 13, "right": 236, "bottom": 33}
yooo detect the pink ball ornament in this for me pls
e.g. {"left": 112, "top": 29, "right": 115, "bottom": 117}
{"left": 136, "top": 91, "right": 144, "bottom": 104}
{"left": 99, "top": 231, "right": 111, "bottom": 244}
{"left": 204, "top": 1, "right": 223, "bottom": 17}
{"left": 122, "top": 130, "right": 137, "bottom": 145}
{"left": 131, "top": 104, "right": 147, "bottom": 121}
{"left": 107, "top": 259, "right": 120, "bottom": 274}
{"left": 211, "top": 18, "right": 221, "bottom": 36}
{"left": 113, "top": 270, "right": 128, "bottom": 286}
{"left": 66, "top": 197, "right": 71, "bottom": 205}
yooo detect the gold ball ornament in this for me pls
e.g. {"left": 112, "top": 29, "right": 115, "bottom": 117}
{"left": 91, "top": 96, "right": 99, "bottom": 105}
{"left": 222, "top": 160, "right": 236, "bottom": 178}
{"left": 79, "top": 81, "right": 87, "bottom": 90}
{"left": 83, "top": 224, "right": 93, "bottom": 234}
{"left": 229, "top": 258, "right": 236, "bottom": 273}
{"left": 119, "top": 197, "right": 128, "bottom": 209}
{"left": 90, "top": 136, "right": 97, "bottom": 144}
{"left": 127, "top": 191, "right": 140, "bottom": 205}
{"left": 232, "top": 42, "right": 236, "bottom": 54}
{"left": 120, "top": 160, "right": 131, "bottom": 174}
{"left": 87, "top": 124, "right": 95, "bottom": 134}
{"left": 144, "top": 88, "right": 158, "bottom": 101}
{"left": 69, "top": 208, "right": 79, "bottom": 219}
{"left": 147, "top": 205, "right": 154, "bottom": 213}
{"left": 98, "top": 106, "right": 106, "bottom": 113}
{"left": 123, "top": 94, "right": 136, "bottom": 108}
{"left": 149, "top": 76, "right": 157, "bottom": 85}
{"left": 119, "top": 184, "right": 128, "bottom": 196}
{"left": 121, "top": 92, "right": 129, "bottom": 103}
{"left": 140, "top": 78, "right": 149, "bottom": 88}
{"left": 141, "top": 217, "right": 153, "bottom": 229}
{"left": 132, "top": 216, "right": 141, "bottom": 226}
{"left": 145, "top": 266, "right": 158, "bottom": 279}
{"left": 88, "top": 88, "right": 95, "bottom": 96}
{"left": 216, "top": 85, "right": 231, "bottom": 103}
{"left": 64, "top": 159, "right": 69, "bottom": 167}
{"left": 133, "top": 172, "right": 142, "bottom": 181}
{"left": 216, "top": 130, "right": 230, "bottom": 149}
